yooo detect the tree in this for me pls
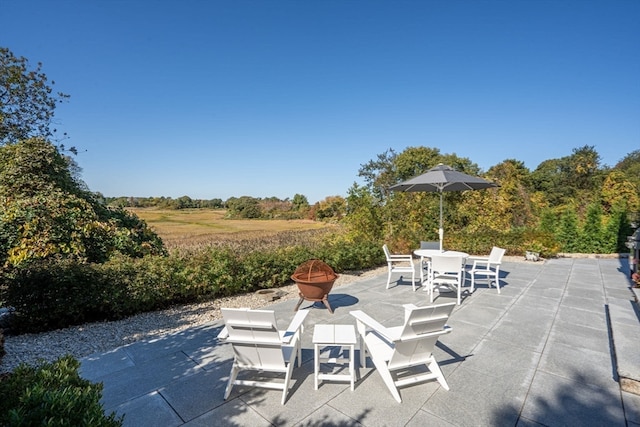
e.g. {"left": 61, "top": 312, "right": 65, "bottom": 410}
{"left": 0, "top": 138, "right": 165, "bottom": 267}
{"left": 614, "top": 150, "right": 640, "bottom": 211}
{"left": 291, "top": 193, "right": 309, "bottom": 211}
{"left": 314, "top": 196, "right": 346, "bottom": 221}
{"left": 342, "top": 184, "right": 383, "bottom": 241}
{"left": 580, "top": 202, "right": 604, "bottom": 253}
{"left": 0, "top": 47, "right": 69, "bottom": 146}
{"left": 557, "top": 206, "right": 580, "bottom": 253}
{"left": 226, "top": 196, "right": 262, "bottom": 219}
{"left": 601, "top": 170, "right": 640, "bottom": 214}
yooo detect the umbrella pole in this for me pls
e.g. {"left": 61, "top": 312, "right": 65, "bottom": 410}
{"left": 439, "top": 192, "right": 444, "bottom": 251}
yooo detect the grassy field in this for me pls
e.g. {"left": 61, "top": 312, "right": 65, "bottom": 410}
{"left": 129, "top": 208, "right": 334, "bottom": 250}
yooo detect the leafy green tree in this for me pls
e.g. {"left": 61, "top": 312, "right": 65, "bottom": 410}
{"left": 226, "top": 196, "right": 262, "bottom": 218}
{"left": 557, "top": 206, "right": 580, "bottom": 252}
{"left": 342, "top": 183, "right": 383, "bottom": 241}
{"left": 357, "top": 148, "right": 400, "bottom": 201}
{"left": 580, "top": 202, "right": 604, "bottom": 253}
{"left": 460, "top": 159, "right": 532, "bottom": 232}
{"left": 0, "top": 47, "right": 70, "bottom": 146}
{"left": 601, "top": 170, "right": 639, "bottom": 215}
{"left": 602, "top": 204, "right": 630, "bottom": 253}
{"left": 0, "top": 138, "right": 165, "bottom": 267}
{"left": 292, "top": 193, "right": 309, "bottom": 211}
{"left": 568, "top": 145, "right": 603, "bottom": 191}
{"left": 314, "top": 196, "right": 346, "bottom": 221}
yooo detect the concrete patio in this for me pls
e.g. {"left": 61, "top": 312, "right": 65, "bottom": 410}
{"left": 80, "top": 257, "right": 640, "bottom": 426}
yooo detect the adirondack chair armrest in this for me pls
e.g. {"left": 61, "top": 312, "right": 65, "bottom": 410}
{"left": 217, "top": 326, "right": 229, "bottom": 340}
{"left": 281, "top": 310, "right": 309, "bottom": 343}
{"left": 399, "top": 325, "right": 453, "bottom": 342}
{"left": 350, "top": 310, "right": 396, "bottom": 341}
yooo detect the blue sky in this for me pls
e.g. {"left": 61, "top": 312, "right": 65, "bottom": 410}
{"left": 2, "top": 0, "right": 639, "bottom": 203}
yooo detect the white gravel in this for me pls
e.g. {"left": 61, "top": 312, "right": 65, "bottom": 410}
{"left": 0, "top": 266, "right": 388, "bottom": 373}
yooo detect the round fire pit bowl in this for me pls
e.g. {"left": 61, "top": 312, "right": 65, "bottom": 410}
{"left": 291, "top": 259, "right": 339, "bottom": 313}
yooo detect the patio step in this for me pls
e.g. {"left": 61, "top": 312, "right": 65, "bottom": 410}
{"left": 609, "top": 288, "right": 640, "bottom": 395}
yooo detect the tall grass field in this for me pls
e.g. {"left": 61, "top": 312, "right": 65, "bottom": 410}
{"left": 129, "top": 208, "right": 335, "bottom": 251}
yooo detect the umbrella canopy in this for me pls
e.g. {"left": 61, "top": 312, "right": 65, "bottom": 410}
{"left": 388, "top": 163, "right": 498, "bottom": 250}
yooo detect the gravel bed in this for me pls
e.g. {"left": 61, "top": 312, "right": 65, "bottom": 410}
{"left": 0, "top": 266, "right": 388, "bottom": 373}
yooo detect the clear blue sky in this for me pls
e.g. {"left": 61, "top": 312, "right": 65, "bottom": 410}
{"left": 2, "top": 0, "right": 639, "bottom": 203}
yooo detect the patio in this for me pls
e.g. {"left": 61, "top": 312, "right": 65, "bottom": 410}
{"left": 79, "top": 257, "right": 640, "bottom": 426}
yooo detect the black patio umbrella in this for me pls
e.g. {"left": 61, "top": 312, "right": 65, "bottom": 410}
{"left": 388, "top": 163, "right": 498, "bottom": 250}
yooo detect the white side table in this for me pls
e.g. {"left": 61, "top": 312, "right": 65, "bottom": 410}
{"left": 312, "top": 324, "right": 357, "bottom": 391}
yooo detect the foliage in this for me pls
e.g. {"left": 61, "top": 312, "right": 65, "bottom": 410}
{"left": 580, "top": 203, "right": 604, "bottom": 253}
{"left": 0, "top": 138, "right": 165, "bottom": 267}
{"left": 0, "top": 355, "right": 122, "bottom": 426}
{"left": 314, "top": 195, "right": 346, "bottom": 221}
{"left": 343, "top": 183, "right": 384, "bottom": 242}
{"left": 556, "top": 206, "right": 581, "bottom": 253}
{"left": 614, "top": 149, "right": 640, "bottom": 199}
{"left": 354, "top": 145, "right": 636, "bottom": 256}
{"left": 0, "top": 47, "right": 70, "bottom": 146}
{"left": 0, "top": 226, "right": 382, "bottom": 333}
{"left": 226, "top": 196, "right": 263, "bottom": 219}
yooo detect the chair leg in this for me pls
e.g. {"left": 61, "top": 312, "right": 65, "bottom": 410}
{"left": 281, "top": 364, "right": 295, "bottom": 405}
{"left": 471, "top": 272, "right": 475, "bottom": 293}
{"left": 426, "top": 357, "right": 449, "bottom": 391}
{"left": 495, "top": 268, "right": 501, "bottom": 293}
{"left": 224, "top": 364, "right": 240, "bottom": 400}
{"left": 411, "top": 269, "right": 416, "bottom": 292}
{"left": 370, "top": 355, "right": 402, "bottom": 403}
{"left": 386, "top": 268, "right": 392, "bottom": 289}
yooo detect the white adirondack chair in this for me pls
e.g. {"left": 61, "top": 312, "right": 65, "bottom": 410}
{"left": 350, "top": 302, "right": 455, "bottom": 403}
{"left": 428, "top": 255, "right": 465, "bottom": 305}
{"left": 382, "top": 244, "right": 417, "bottom": 291}
{"left": 469, "top": 246, "right": 506, "bottom": 293}
{"left": 217, "top": 308, "right": 308, "bottom": 404}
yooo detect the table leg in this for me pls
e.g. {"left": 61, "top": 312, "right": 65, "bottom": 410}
{"left": 349, "top": 344, "right": 355, "bottom": 390}
{"left": 314, "top": 343, "right": 319, "bottom": 390}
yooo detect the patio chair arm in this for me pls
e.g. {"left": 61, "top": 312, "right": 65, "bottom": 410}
{"left": 468, "top": 256, "right": 490, "bottom": 269}
{"left": 282, "top": 310, "right": 309, "bottom": 344}
{"left": 388, "top": 254, "right": 413, "bottom": 261}
{"left": 350, "top": 310, "right": 395, "bottom": 342}
{"left": 217, "top": 326, "right": 229, "bottom": 340}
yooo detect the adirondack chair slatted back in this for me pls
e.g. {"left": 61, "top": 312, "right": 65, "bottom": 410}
{"left": 221, "top": 308, "right": 285, "bottom": 369}
{"left": 389, "top": 303, "right": 455, "bottom": 369}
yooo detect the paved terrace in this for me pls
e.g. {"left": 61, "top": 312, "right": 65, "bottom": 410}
{"left": 80, "top": 258, "right": 640, "bottom": 426}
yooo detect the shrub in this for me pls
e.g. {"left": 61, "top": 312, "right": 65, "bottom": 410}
{"left": 0, "top": 355, "right": 123, "bottom": 426}
{"left": 1, "top": 258, "right": 112, "bottom": 333}
{"left": 1, "top": 230, "right": 384, "bottom": 334}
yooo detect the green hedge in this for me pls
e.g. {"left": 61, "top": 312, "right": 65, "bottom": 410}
{"left": 0, "top": 228, "right": 571, "bottom": 335}
{"left": 0, "top": 355, "right": 122, "bottom": 426}
{"left": 1, "top": 234, "right": 383, "bottom": 334}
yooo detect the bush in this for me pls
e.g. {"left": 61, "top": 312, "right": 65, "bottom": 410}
{"left": 0, "top": 230, "right": 384, "bottom": 334}
{"left": 2, "top": 258, "right": 112, "bottom": 333}
{"left": 0, "top": 355, "right": 123, "bottom": 426}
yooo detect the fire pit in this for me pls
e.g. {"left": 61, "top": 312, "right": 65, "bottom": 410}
{"left": 291, "top": 259, "right": 339, "bottom": 314}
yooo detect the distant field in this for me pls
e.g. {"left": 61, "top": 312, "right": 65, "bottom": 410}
{"left": 128, "top": 208, "right": 333, "bottom": 250}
